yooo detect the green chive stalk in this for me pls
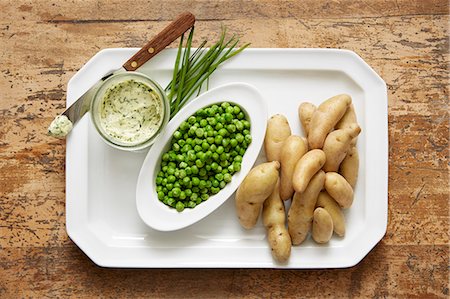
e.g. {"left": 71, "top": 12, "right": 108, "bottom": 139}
{"left": 166, "top": 27, "right": 250, "bottom": 119}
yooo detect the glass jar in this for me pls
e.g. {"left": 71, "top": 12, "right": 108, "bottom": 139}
{"left": 90, "top": 72, "right": 170, "bottom": 151}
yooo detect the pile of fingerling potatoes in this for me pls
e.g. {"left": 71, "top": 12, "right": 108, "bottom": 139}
{"left": 235, "top": 94, "right": 361, "bottom": 263}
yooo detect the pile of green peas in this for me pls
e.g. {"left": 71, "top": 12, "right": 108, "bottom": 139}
{"left": 155, "top": 102, "right": 252, "bottom": 212}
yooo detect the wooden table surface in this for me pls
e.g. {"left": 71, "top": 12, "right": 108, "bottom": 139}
{"left": 1, "top": 0, "right": 448, "bottom": 297}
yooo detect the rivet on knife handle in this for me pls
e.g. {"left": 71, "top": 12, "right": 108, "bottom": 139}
{"left": 123, "top": 12, "right": 195, "bottom": 71}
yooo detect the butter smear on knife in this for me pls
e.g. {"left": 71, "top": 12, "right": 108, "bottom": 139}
{"left": 48, "top": 115, "right": 73, "bottom": 138}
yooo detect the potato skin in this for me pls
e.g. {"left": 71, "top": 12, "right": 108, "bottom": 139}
{"left": 312, "top": 208, "right": 334, "bottom": 243}
{"left": 292, "top": 149, "right": 326, "bottom": 193}
{"left": 263, "top": 181, "right": 291, "bottom": 262}
{"left": 322, "top": 124, "right": 361, "bottom": 172}
{"left": 288, "top": 171, "right": 325, "bottom": 245}
{"left": 335, "top": 104, "right": 358, "bottom": 146}
{"left": 339, "top": 146, "right": 359, "bottom": 188}
{"left": 264, "top": 114, "right": 291, "bottom": 162}
{"left": 235, "top": 161, "right": 280, "bottom": 229}
{"left": 279, "top": 136, "right": 308, "bottom": 200}
{"left": 316, "top": 191, "right": 345, "bottom": 237}
{"left": 308, "top": 94, "right": 352, "bottom": 149}
{"left": 298, "top": 102, "right": 316, "bottom": 136}
{"left": 324, "top": 172, "right": 354, "bottom": 209}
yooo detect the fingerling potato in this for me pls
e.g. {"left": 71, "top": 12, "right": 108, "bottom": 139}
{"left": 316, "top": 191, "right": 345, "bottom": 237}
{"left": 339, "top": 146, "right": 359, "bottom": 188}
{"left": 308, "top": 94, "right": 352, "bottom": 149}
{"left": 235, "top": 161, "right": 280, "bottom": 229}
{"left": 322, "top": 123, "right": 361, "bottom": 172}
{"left": 298, "top": 102, "right": 316, "bottom": 136}
{"left": 279, "top": 136, "right": 308, "bottom": 200}
{"left": 288, "top": 170, "right": 325, "bottom": 245}
{"left": 324, "top": 172, "right": 354, "bottom": 209}
{"left": 312, "top": 207, "right": 333, "bottom": 244}
{"left": 292, "top": 149, "right": 326, "bottom": 193}
{"left": 263, "top": 181, "right": 291, "bottom": 262}
{"left": 264, "top": 114, "right": 291, "bottom": 162}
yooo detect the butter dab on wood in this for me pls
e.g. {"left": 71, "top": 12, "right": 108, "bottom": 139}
{"left": 48, "top": 115, "right": 73, "bottom": 138}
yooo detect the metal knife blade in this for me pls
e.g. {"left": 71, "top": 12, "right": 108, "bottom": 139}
{"left": 61, "top": 70, "right": 120, "bottom": 124}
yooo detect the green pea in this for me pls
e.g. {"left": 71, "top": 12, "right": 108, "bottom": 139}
{"left": 233, "top": 162, "right": 241, "bottom": 172}
{"left": 192, "top": 177, "right": 200, "bottom": 186}
{"left": 222, "top": 138, "right": 230, "bottom": 147}
{"left": 196, "top": 108, "right": 206, "bottom": 117}
{"left": 168, "top": 175, "right": 176, "bottom": 183}
{"left": 227, "top": 124, "right": 236, "bottom": 133}
{"left": 199, "top": 180, "right": 207, "bottom": 189}
{"left": 200, "top": 119, "right": 208, "bottom": 127}
{"left": 172, "top": 187, "right": 181, "bottom": 197}
{"left": 215, "top": 173, "right": 224, "bottom": 181}
{"left": 167, "top": 198, "right": 175, "bottom": 207}
{"left": 212, "top": 179, "right": 219, "bottom": 187}
{"left": 162, "top": 153, "right": 170, "bottom": 161}
{"left": 191, "top": 165, "right": 199, "bottom": 174}
{"left": 187, "top": 201, "right": 196, "bottom": 208}
{"left": 179, "top": 162, "right": 188, "bottom": 169}
{"left": 183, "top": 177, "right": 190, "bottom": 185}
{"left": 233, "top": 106, "right": 241, "bottom": 114}
{"left": 176, "top": 201, "right": 185, "bottom": 212}
{"left": 181, "top": 144, "right": 190, "bottom": 152}
{"left": 208, "top": 117, "right": 217, "bottom": 125}
{"left": 190, "top": 193, "right": 198, "bottom": 201}
{"left": 185, "top": 189, "right": 192, "bottom": 197}
{"left": 173, "top": 130, "right": 182, "bottom": 139}
{"left": 224, "top": 113, "right": 233, "bottom": 122}
{"left": 185, "top": 167, "right": 192, "bottom": 175}
{"left": 237, "top": 111, "right": 245, "bottom": 119}
{"left": 219, "top": 181, "right": 226, "bottom": 189}
{"left": 228, "top": 164, "right": 235, "bottom": 173}
{"left": 156, "top": 185, "right": 163, "bottom": 192}
{"left": 212, "top": 153, "right": 219, "bottom": 161}
{"left": 239, "top": 148, "right": 246, "bottom": 156}
{"left": 218, "top": 128, "right": 228, "bottom": 136}
{"left": 201, "top": 194, "right": 209, "bottom": 201}
{"left": 194, "top": 145, "right": 202, "bottom": 152}
{"left": 195, "top": 159, "right": 204, "bottom": 168}
{"left": 211, "top": 187, "right": 220, "bottom": 194}
{"left": 179, "top": 169, "right": 187, "bottom": 178}
{"left": 215, "top": 123, "right": 223, "bottom": 130}
{"left": 207, "top": 137, "right": 215, "bottom": 144}
{"left": 235, "top": 121, "right": 244, "bottom": 131}
{"left": 176, "top": 154, "right": 184, "bottom": 163}
{"left": 221, "top": 102, "right": 230, "bottom": 109}
{"left": 235, "top": 133, "right": 244, "bottom": 143}
{"left": 224, "top": 173, "right": 232, "bottom": 183}
{"left": 179, "top": 191, "right": 186, "bottom": 200}
{"left": 169, "top": 152, "right": 177, "bottom": 161}
{"left": 188, "top": 116, "right": 196, "bottom": 124}
{"left": 157, "top": 191, "right": 164, "bottom": 200}
{"left": 245, "top": 134, "right": 252, "bottom": 144}
{"left": 215, "top": 135, "right": 223, "bottom": 144}
{"left": 199, "top": 168, "right": 207, "bottom": 177}
{"left": 226, "top": 106, "right": 234, "bottom": 114}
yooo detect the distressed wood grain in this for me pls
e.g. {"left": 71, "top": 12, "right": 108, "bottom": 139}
{"left": 0, "top": 0, "right": 448, "bottom": 298}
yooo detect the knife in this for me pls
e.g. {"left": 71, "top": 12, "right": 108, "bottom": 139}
{"left": 48, "top": 12, "right": 195, "bottom": 137}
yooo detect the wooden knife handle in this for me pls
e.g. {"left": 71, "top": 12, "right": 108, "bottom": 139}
{"left": 123, "top": 12, "right": 195, "bottom": 71}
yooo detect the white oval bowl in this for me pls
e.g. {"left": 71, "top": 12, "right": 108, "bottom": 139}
{"left": 136, "top": 82, "right": 268, "bottom": 231}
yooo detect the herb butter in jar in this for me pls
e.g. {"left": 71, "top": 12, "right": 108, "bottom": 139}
{"left": 91, "top": 73, "right": 169, "bottom": 151}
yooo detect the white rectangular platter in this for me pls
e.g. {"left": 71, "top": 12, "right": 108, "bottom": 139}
{"left": 66, "top": 48, "right": 388, "bottom": 268}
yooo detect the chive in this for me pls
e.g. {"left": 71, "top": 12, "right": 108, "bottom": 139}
{"left": 166, "top": 27, "right": 249, "bottom": 118}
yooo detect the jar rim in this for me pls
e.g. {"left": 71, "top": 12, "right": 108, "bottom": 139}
{"left": 90, "top": 72, "right": 170, "bottom": 151}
